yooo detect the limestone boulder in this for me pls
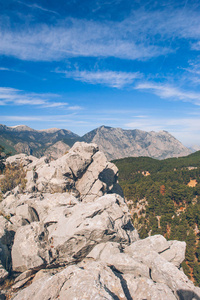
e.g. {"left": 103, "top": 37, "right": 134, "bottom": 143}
{"left": 11, "top": 194, "right": 138, "bottom": 272}
{"left": 11, "top": 222, "right": 49, "bottom": 272}
{"left": 5, "top": 154, "right": 37, "bottom": 168}
{"left": 87, "top": 242, "right": 149, "bottom": 278}
{"left": 125, "top": 234, "right": 170, "bottom": 256}
{"left": 160, "top": 240, "right": 186, "bottom": 267}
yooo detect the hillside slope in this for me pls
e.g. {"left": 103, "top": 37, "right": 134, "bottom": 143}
{"left": 114, "top": 151, "right": 200, "bottom": 285}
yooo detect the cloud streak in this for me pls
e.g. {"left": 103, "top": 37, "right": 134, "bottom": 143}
{"left": 17, "top": 1, "right": 59, "bottom": 15}
{"left": 60, "top": 70, "right": 141, "bottom": 88}
{"left": 0, "top": 87, "right": 70, "bottom": 108}
{"left": 135, "top": 82, "right": 200, "bottom": 105}
{"left": 0, "top": 12, "right": 173, "bottom": 62}
{"left": 1, "top": 6, "right": 200, "bottom": 62}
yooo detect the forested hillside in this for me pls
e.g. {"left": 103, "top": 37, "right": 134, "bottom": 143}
{"left": 113, "top": 151, "right": 200, "bottom": 286}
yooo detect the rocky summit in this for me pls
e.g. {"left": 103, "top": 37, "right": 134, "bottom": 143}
{"left": 0, "top": 142, "right": 199, "bottom": 299}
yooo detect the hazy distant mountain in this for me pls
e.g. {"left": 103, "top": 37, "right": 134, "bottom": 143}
{"left": 82, "top": 126, "right": 191, "bottom": 160}
{"left": 189, "top": 145, "right": 200, "bottom": 153}
{"left": 0, "top": 124, "right": 79, "bottom": 157}
{"left": 0, "top": 124, "right": 191, "bottom": 160}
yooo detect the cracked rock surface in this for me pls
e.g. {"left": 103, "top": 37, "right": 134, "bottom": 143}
{"left": 0, "top": 142, "right": 200, "bottom": 299}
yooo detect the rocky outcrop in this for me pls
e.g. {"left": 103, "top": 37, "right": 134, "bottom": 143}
{"left": 5, "top": 142, "right": 122, "bottom": 201}
{"left": 11, "top": 194, "right": 136, "bottom": 273}
{"left": 0, "top": 142, "right": 199, "bottom": 299}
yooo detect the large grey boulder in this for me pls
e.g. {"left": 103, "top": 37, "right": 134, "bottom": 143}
{"left": 125, "top": 235, "right": 186, "bottom": 268}
{"left": 11, "top": 222, "right": 48, "bottom": 272}
{"left": 160, "top": 240, "right": 186, "bottom": 267}
{"left": 11, "top": 194, "right": 138, "bottom": 272}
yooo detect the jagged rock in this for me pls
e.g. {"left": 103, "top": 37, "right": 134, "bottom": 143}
{"left": 160, "top": 240, "right": 186, "bottom": 267}
{"left": 0, "top": 142, "right": 199, "bottom": 299}
{"left": 11, "top": 222, "right": 48, "bottom": 272}
{"left": 6, "top": 154, "right": 37, "bottom": 167}
{"left": 11, "top": 255, "right": 199, "bottom": 300}
{"left": 12, "top": 276, "right": 33, "bottom": 290}
{"left": 14, "top": 270, "right": 34, "bottom": 284}
{"left": 125, "top": 235, "right": 186, "bottom": 268}
{"left": 11, "top": 262, "right": 127, "bottom": 300}
{"left": 0, "top": 192, "right": 79, "bottom": 222}
{"left": 11, "top": 194, "right": 138, "bottom": 272}
{"left": 125, "top": 234, "right": 170, "bottom": 255}
{"left": 87, "top": 242, "right": 149, "bottom": 277}
{"left": 122, "top": 275, "right": 177, "bottom": 300}
{"left": 4, "top": 142, "right": 122, "bottom": 201}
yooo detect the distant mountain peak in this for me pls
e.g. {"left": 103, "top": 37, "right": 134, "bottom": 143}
{"left": 8, "top": 125, "right": 35, "bottom": 132}
{"left": 82, "top": 125, "right": 191, "bottom": 160}
{"left": 38, "top": 128, "right": 60, "bottom": 133}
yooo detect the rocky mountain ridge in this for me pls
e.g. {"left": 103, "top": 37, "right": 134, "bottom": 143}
{"left": 0, "top": 142, "right": 199, "bottom": 299}
{"left": 0, "top": 124, "right": 191, "bottom": 160}
{"left": 83, "top": 126, "right": 191, "bottom": 160}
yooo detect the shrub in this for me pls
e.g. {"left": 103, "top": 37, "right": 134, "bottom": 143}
{"left": 0, "top": 163, "right": 27, "bottom": 194}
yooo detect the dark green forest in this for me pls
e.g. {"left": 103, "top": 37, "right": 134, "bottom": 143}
{"left": 113, "top": 151, "right": 200, "bottom": 286}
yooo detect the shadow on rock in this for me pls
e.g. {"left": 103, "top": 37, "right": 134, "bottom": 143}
{"left": 177, "top": 290, "right": 200, "bottom": 300}
{"left": 99, "top": 168, "right": 124, "bottom": 197}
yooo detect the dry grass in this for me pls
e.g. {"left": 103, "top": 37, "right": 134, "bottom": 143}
{"left": 0, "top": 164, "right": 27, "bottom": 194}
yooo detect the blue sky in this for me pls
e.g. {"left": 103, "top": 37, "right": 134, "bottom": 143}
{"left": 1, "top": 0, "right": 200, "bottom": 145}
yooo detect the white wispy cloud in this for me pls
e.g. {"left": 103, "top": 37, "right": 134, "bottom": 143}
{"left": 17, "top": 1, "right": 59, "bottom": 15}
{"left": 0, "top": 13, "right": 172, "bottom": 62}
{"left": 0, "top": 114, "right": 87, "bottom": 124}
{"left": 1, "top": 6, "right": 200, "bottom": 62}
{"left": 68, "top": 106, "right": 83, "bottom": 110}
{"left": 60, "top": 70, "right": 141, "bottom": 88}
{"left": 0, "top": 87, "right": 69, "bottom": 108}
{"left": 135, "top": 82, "right": 200, "bottom": 105}
{"left": 0, "top": 67, "right": 10, "bottom": 71}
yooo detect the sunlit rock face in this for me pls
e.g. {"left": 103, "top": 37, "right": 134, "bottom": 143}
{"left": 0, "top": 142, "right": 199, "bottom": 300}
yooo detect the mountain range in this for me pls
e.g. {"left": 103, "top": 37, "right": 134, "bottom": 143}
{"left": 0, "top": 124, "right": 191, "bottom": 160}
